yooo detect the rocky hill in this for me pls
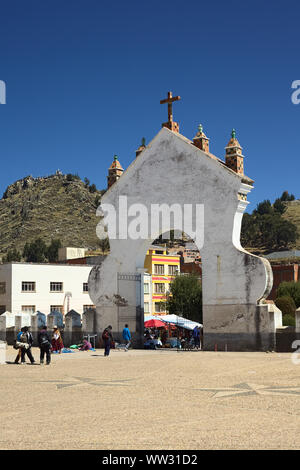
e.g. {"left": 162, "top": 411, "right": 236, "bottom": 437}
{"left": 0, "top": 173, "right": 104, "bottom": 259}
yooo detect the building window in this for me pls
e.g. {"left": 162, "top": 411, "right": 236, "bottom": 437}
{"left": 168, "top": 265, "right": 177, "bottom": 275}
{"left": 22, "top": 282, "right": 36, "bottom": 292}
{"left": 0, "top": 282, "right": 6, "bottom": 295}
{"left": 50, "top": 305, "right": 63, "bottom": 313}
{"left": 144, "top": 283, "right": 149, "bottom": 294}
{"left": 0, "top": 305, "right": 6, "bottom": 314}
{"left": 50, "top": 282, "right": 63, "bottom": 292}
{"left": 154, "top": 283, "right": 165, "bottom": 294}
{"left": 144, "top": 302, "right": 149, "bottom": 313}
{"left": 83, "top": 305, "right": 95, "bottom": 312}
{"left": 155, "top": 302, "right": 165, "bottom": 313}
{"left": 154, "top": 264, "right": 165, "bottom": 275}
{"left": 21, "top": 305, "right": 36, "bottom": 314}
{"left": 83, "top": 283, "right": 89, "bottom": 292}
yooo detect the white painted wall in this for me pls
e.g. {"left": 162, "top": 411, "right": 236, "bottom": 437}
{"left": 0, "top": 263, "right": 93, "bottom": 314}
{"left": 58, "top": 247, "right": 86, "bottom": 261}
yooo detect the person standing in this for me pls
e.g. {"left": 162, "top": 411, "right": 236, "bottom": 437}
{"left": 20, "top": 326, "right": 35, "bottom": 364}
{"left": 102, "top": 325, "right": 113, "bottom": 357}
{"left": 192, "top": 325, "right": 200, "bottom": 349}
{"left": 14, "top": 327, "right": 25, "bottom": 364}
{"left": 122, "top": 324, "right": 131, "bottom": 351}
{"left": 199, "top": 325, "right": 203, "bottom": 351}
{"left": 38, "top": 325, "right": 52, "bottom": 365}
{"left": 52, "top": 326, "right": 64, "bottom": 354}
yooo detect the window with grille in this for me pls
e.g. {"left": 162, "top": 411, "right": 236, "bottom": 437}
{"left": 144, "top": 302, "right": 149, "bottom": 313}
{"left": 154, "top": 264, "right": 164, "bottom": 275}
{"left": 155, "top": 302, "right": 165, "bottom": 313}
{"left": 22, "top": 282, "right": 36, "bottom": 292}
{"left": 144, "top": 283, "right": 149, "bottom": 294}
{"left": 21, "top": 305, "right": 36, "bottom": 314}
{"left": 0, "top": 282, "right": 6, "bottom": 295}
{"left": 168, "top": 265, "right": 177, "bottom": 275}
{"left": 154, "top": 283, "right": 165, "bottom": 294}
{"left": 83, "top": 304, "right": 95, "bottom": 312}
{"left": 50, "top": 305, "right": 63, "bottom": 313}
{"left": 83, "top": 283, "right": 89, "bottom": 292}
{"left": 50, "top": 282, "right": 63, "bottom": 292}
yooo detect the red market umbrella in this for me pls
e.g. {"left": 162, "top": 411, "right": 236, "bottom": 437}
{"left": 144, "top": 319, "right": 167, "bottom": 328}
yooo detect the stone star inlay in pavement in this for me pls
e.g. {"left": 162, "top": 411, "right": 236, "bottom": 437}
{"left": 35, "top": 376, "right": 135, "bottom": 390}
{"left": 194, "top": 382, "right": 300, "bottom": 398}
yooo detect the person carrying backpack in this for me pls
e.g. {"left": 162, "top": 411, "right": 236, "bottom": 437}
{"left": 38, "top": 325, "right": 52, "bottom": 365}
{"left": 14, "top": 327, "right": 27, "bottom": 364}
{"left": 102, "top": 325, "right": 113, "bottom": 357}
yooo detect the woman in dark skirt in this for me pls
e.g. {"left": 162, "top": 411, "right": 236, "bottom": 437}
{"left": 51, "top": 326, "right": 64, "bottom": 353}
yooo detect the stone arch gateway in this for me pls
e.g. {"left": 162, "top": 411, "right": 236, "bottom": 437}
{"left": 88, "top": 127, "right": 282, "bottom": 351}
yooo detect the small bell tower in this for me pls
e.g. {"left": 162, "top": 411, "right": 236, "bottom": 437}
{"left": 193, "top": 124, "right": 210, "bottom": 153}
{"left": 225, "top": 129, "right": 244, "bottom": 175}
{"left": 107, "top": 155, "right": 124, "bottom": 189}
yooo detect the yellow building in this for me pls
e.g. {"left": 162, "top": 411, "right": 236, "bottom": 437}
{"left": 144, "top": 245, "right": 180, "bottom": 315}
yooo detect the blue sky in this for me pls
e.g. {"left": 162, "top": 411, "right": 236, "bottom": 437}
{"left": 0, "top": 0, "right": 299, "bottom": 211}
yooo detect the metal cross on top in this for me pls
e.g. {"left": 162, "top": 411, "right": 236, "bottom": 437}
{"left": 160, "top": 91, "right": 181, "bottom": 123}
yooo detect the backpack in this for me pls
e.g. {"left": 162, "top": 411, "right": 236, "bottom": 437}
{"left": 102, "top": 330, "right": 109, "bottom": 340}
{"left": 20, "top": 333, "right": 28, "bottom": 343}
{"left": 40, "top": 332, "right": 50, "bottom": 346}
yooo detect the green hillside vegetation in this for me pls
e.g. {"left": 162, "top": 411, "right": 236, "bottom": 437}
{"left": 0, "top": 173, "right": 104, "bottom": 261}
{"left": 241, "top": 191, "right": 298, "bottom": 254}
{"left": 282, "top": 200, "right": 300, "bottom": 251}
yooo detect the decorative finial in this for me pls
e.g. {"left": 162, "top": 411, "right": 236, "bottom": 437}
{"left": 231, "top": 129, "right": 236, "bottom": 139}
{"left": 198, "top": 124, "right": 203, "bottom": 134}
{"left": 114, "top": 154, "right": 118, "bottom": 161}
{"left": 141, "top": 137, "right": 146, "bottom": 146}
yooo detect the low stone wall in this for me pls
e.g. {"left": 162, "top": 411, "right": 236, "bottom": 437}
{"left": 0, "top": 309, "right": 98, "bottom": 348}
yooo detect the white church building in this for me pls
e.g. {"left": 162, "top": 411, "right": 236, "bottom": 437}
{"left": 0, "top": 262, "right": 94, "bottom": 315}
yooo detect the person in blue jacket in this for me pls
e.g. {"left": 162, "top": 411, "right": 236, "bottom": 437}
{"left": 192, "top": 325, "right": 200, "bottom": 349}
{"left": 122, "top": 324, "right": 131, "bottom": 351}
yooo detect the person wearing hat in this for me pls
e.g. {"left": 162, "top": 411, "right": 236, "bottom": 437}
{"left": 51, "top": 325, "right": 64, "bottom": 354}
{"left": 20, "top": 326, "right": 35, "bottom": 364}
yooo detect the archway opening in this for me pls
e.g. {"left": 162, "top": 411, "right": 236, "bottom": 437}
{"left": 142, "top": 230, "right": 203, "bottom": 350}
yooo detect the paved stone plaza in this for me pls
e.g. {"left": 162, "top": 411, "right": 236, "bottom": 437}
{"left": 1, "top": 346, "right": 300, "bottom": 450}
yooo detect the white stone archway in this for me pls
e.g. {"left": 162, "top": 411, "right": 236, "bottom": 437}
{"left": 89, "top": 127, "right": 280, "bottom": 351}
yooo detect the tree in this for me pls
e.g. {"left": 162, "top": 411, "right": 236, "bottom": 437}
{"left": 97, "top": 237, "right": 110, "bottom": 254}
{"left": 84, "top": 177, "right": 90, "bottom": 188}
{"left": 3, "top": 249, "right": 21, "bottom": 262}
{"left": 46, "top": 239, "right": 62, "bottom": 262}
{"left": 166, "top": 273, "right": 202, "bottom": 323}
{"left": 255, "top": 200, "right": 273, "bottom": 216}
{"left": 23, "top": 238, "right": 47, "bottom": 262}
{"left": 273, "top": 198, "right": 286, "bottom": 215}
{"left": 276, "top": 281, "right": 300, "bottom": 308}
{"left": 94, "top": 194, "right": 101, "bottom": 207}
{"left": 66, "top": 173, "right": 80, "bottom": 182}
{"left": 280, "top": 191, "right": 295, "bottom": 202}
{"left": 275, "top": 295, "right": 296, "bottom": 316}
{"left": 89, "top": 183, "right": 97, "bottom": 193}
